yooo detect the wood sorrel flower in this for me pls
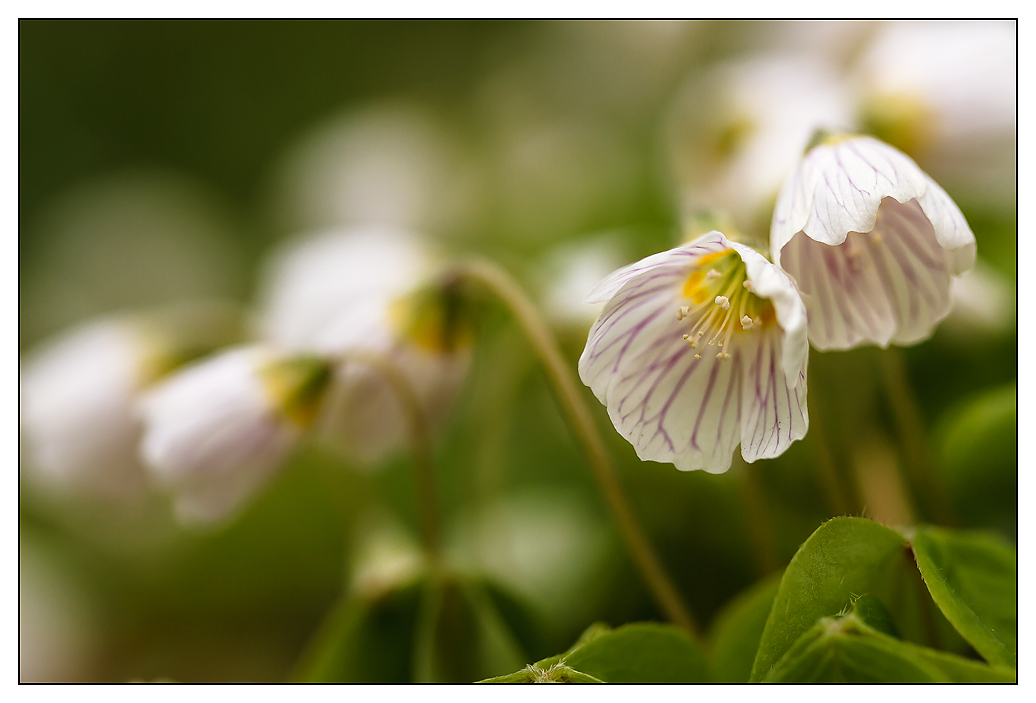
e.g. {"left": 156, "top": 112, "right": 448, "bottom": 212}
{"left": 138, "top": 346, "right": 333, "bottom": 524}
{"left": 20, "top": 305, "right": 238, "bottom": 500}
{"left": 770, "top": 133, "right": 976, "bottom": 350}
{"left": 578, "top": 231, "right": 808, "bottom": 474}
{"left": 20, "top": 318, "right": 151, "bottom": 499}
{"left": 258, "top": 227, "right": 470, "bottom": 466}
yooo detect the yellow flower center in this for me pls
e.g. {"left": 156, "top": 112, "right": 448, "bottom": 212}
{"left": 678, "top": 249, "right": 775, "bottom": 360}
{"left": 260, "top": 356, "right": 333, "bottom": 428}
{"left": 389, "top": 287, "right": 473, "bottom": 354}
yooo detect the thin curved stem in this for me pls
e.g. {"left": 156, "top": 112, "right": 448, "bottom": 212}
{"left": 336, "top": 351, "right": 442, "bottom": 563}
{"left": 446, "top": 258, "right": 700, "bottom": 636}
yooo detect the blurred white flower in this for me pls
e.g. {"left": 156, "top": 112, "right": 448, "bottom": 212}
{"left": 138, "top": 346, "right": 333, "bottom": 524}
{"left": 21, "top": 318, "right": 152, "bottom": 499}
{"left": 770, "top": 134, "right": 976, "bottom": 350}
{"left": 944, "top": 259, "right": 1016, "bottom": 337}
{"left": 258, "top": 227, "right": 471, "bottom": 466}
{"left": 539, "top": 234, "right": 629, "bottom": 328}
{"left": 852, "top": 20, "right": 1016, "bottom": 205}
{"left": 20, "top": 304, "right": 241, "bottom": 501}
{"left": 269, "top": 102, "right": 480, "bottom": 237}
{"left": 663, "top": 54, "right": 853, "bottom": 238}
{"left": 579, "top": 231, "right": 808, "bottom": 473}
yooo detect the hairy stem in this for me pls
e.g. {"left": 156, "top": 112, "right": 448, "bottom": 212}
{"left": 447, "top": 258, "right": 699, "bottom": 636}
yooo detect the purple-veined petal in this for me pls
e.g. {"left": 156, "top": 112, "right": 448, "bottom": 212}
{"left": 771, "top": 135, "right": 976, "bottom": 350}
{"left": 579, "top": 231, "right": 809, "bottom": 473}
{"left": 771, "top": 136, "right": 929, "bottom": 258}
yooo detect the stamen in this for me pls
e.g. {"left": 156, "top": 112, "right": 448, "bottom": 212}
{"left": 715, "top": 296, "right": 730, "bottom": 310}
{"left": 743, "top": 280, "right": 753, "bottom": 292}
{"left": 741, "top": 315, "right": 754, "bottom": 330}
{"left": 716, "top": 352, "right": 730, "bottom": 360}
{"left": 707, "top": 269, "right": 721, "bottom": 279}
{"left": 676, "top": 305, "right": 690, "bottom": 320}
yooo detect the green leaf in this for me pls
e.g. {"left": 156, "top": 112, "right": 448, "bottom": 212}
{"left": 912, "top": 526, "right": 1017, "bottom": 668}
{"left": 851, "top": 594, "right": 899, "bottom": 638}
{"left": 765, "top": 613, "right": 1015, "bottom": 683}
{"left": 933, "top": 384, "right": 1016, "bottom": 533}
{"left": 480, "top": 621, "right": 711, "bottom": 683}
{"left": 564, "top": 622, "right": 711, "bottom": 683}
{"left": 708, "top": 572, "right": 782, "bottom": 682}
{"left": 749, "top": 517, "right": 952, "bottom": 681}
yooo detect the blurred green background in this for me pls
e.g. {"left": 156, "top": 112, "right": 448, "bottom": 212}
{"left": 19, "top": 20, "right": 1015, "bottom": 682}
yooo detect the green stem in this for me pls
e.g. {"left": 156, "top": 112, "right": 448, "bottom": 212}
{"left": 447, "top": 258, "right": 700, "bottom": 637}
{"left": 877, "top": 349, "right": 955, "bottom": 526}
{"left": 806, "top": 381, "right": 855, "bottom": 517}
{"left": 737, "top": 459, "right": 780, "bottom": 576}
{"left": 337, "top": 351, "right": 442, "bottom": 563}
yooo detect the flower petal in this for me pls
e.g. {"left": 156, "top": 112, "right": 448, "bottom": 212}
{"left": 138, "top": 346, "right": 299, "bottom": 524}
{"left": 772, "top": 136, "right": 929, "bottom": 259}
{"left": 739, "top": 327, "right": 809, "bottom": 463}
{"left": 580, "top": 232, "right": 809, "bottom": 473}
{"left": 782, "top": 197, "right": 962, "bottom": 350}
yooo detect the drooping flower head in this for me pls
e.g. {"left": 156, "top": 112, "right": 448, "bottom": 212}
{"left": 258, "top": 226, "right": 471, "bottom": 466}
{"left": 770, "top": 133, "right": 976, "bottom": 351}
{"left": 138, "top": 346, "right": 334, "bottom": 524}
{"left": 19, "top": 304, "right": 239, "bottom": 500}
{"left": 579, "top": 231, "right": 808, "bottom": 473}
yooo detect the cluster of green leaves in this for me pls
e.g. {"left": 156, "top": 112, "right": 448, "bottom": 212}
{"left": 482, "top": 517, "right": 1016, "bottom": 683}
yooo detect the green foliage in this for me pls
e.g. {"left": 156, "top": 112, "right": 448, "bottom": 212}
{"left": 750, "top": 517, "right": 1017, "bottom": 683}
{"left": 912, "top": 526, "right": 1017, "bottom": 668}
{"left": 750, "top": 517, "right": 924, "bottom": 681}
{"left": 412, "top": 574, "right": 529, "bottom": 683}
{"left": 764, "top": 613, "right": 1015, "bottom": 683}
{"left": 481, "top": 621, "right": 710, "bottom": 683}
{"left": 708, "top": 572, "right": 781, "bottom": 683}
{"left": 293, "top": 580, "right": 423, "bottom": 683}
{"left": 933, "top": 384, "right": 1017, "bottom": 534}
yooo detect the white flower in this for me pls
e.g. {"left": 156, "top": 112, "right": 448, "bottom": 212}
{"left": 663, "top": 54, "right": 853, "bottom": 237}
{"left": 138, "top": 346, "right": 332, "bottom": 524}
{"left": 271, "top": 102, "right": 479, "bottom": 236}
{"left": 770, "top": 134, "right": 976, "bottom": 350}
{"left": 854, "top": 21, "right": 1015, "bottom": 146}
{"left": 539, "top": 234, "right": 629, "bottom": 328}
{"left": 19, "top": 305, "right": 242, "bottom": 501}
{"left": 258, "top": 227, "right": 470, "bottom": 466}
{"left": 578, "top": 231, "right": 809, "bottom": 473}
{"left": 20, "top": 318, "right": 150, "bottom": 499}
